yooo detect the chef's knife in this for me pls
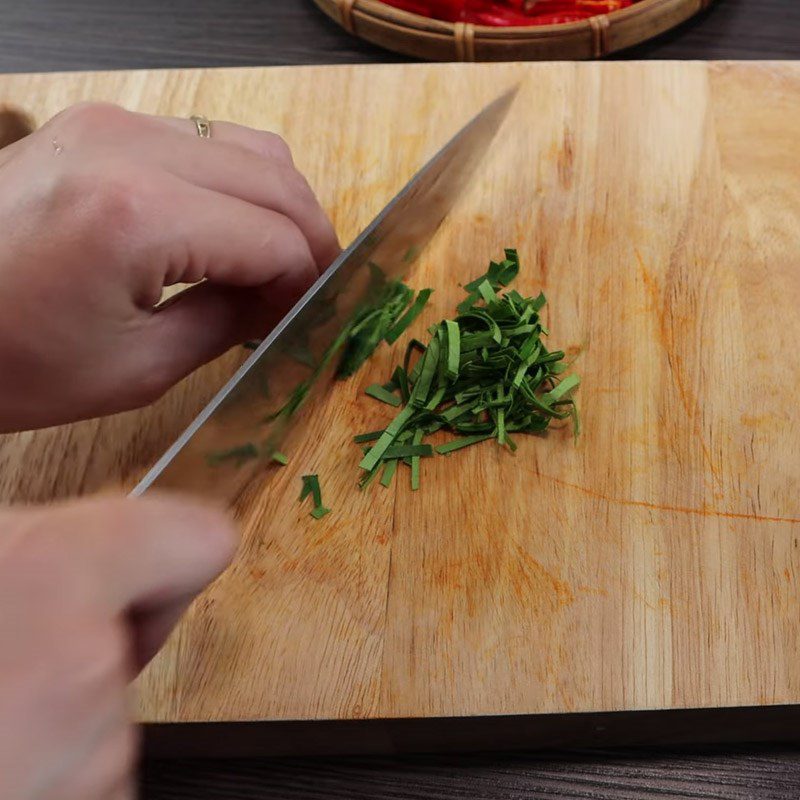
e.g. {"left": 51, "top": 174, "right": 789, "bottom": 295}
{"left": 132, "top": 87, "right": 517, "bottom": 504}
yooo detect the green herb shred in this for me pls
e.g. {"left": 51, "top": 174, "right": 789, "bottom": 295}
{"left": 300, "top": 474, "right": 330, "bottom": 518}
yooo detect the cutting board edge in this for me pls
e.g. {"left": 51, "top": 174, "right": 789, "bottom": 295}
{"left": 143, "top": 703, "right": 800, "bottom": 758}
{"left": 4, "top": 58, "right": 797, "bottom": 82}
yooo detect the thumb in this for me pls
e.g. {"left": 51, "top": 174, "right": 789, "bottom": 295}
{"left": 68, "top": 493, "right": 238, "bottom": 668}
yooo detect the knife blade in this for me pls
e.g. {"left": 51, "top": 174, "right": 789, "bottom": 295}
{"left": 131, "top": 86, "right": 517, "bottom": 504}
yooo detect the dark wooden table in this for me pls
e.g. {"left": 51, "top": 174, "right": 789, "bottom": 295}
{"left": 0, "top": 0, "right": 798, "bottom": 72}
{"left": 142, "top": 747, "right": 800, "bottom": 799}
{"left": 2, "top": 1, "right": 799, "bottom": 798}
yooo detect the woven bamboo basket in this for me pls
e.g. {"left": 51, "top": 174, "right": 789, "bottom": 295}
{"left": 313, "top": 0, "right": 715, "bottom": 60}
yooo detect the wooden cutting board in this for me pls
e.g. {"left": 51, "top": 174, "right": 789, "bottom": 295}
{"left": 1, "top": 61, "right": 799, "bottom": 756}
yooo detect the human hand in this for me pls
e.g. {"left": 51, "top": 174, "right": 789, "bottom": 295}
{"left": 0, "top": 494, "right": 237, "bottom": 800}
{"left": 0, "top": 103, "right": 340, "bottom": 432}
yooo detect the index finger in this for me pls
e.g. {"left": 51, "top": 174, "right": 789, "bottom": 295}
{"left": 155, "top": 115, "right": 342, "bottom": 271}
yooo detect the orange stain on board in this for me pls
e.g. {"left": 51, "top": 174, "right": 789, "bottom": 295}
{"left": 634, "top": 250, "right": 722, "bottom": 484}
{"left": 632, "top": 590, "right": 659, "bottom": 612}
{"left": 577, "top": 585, "right": 609, "bottom": 598}
{"left": 433, "top": 564, "right": 463, "bottom": 592}
{"left": 537, "top": 241, "right": 549, "bottom": 287}
{"left": 514, "top": 220, "right": 532, "bottom": 258}
{"left": 525, "top": 464, "right": 800, "bottom": 526}
{"left": 557, "top": 127, "right": 575, "bottom": 188}
{"left": 512, "top": 544, "right": 575, "bottom": 607}
{"left": 544, "top": 139, "right": 560, "bottom": 163}
{"left": 740, "top": 413, "right": 778, "bottom": 431}
{"left": 637, "top": 257, "right": 662, "bottom": 314}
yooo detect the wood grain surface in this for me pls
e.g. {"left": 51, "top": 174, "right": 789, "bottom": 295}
{"left": 1, "top": 62, "right": 799, "bottom": 753}
{"left": 0, "top": 0, "right": 798, "bottom": 74}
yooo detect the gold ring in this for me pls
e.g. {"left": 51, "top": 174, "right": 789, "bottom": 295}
{"left": 190, "top": 115, "right": 212, "bottom": 139}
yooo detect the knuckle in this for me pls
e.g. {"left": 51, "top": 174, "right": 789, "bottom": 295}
{"left": 258, "top": 131, "right": 293, "bottom": 164}
{"left": 54, "top": 165, "right": 146, "bottom": 241}
{"left": 85, "top": 170, "right": 143, "bottom": 228}
{"left": 264, "top": 214, "right": 309, "bottom": 260}
{"left": 285, "top": 167, "right": 315, "bottom": 204}
{"left": 273, "top": 165, "right": 321, "bottom": 224}
{"left": 129, "top": 365, "right": 172, "bottom": 408}
{"left": 53, "top": 101, "right": 131, "bottom": 135}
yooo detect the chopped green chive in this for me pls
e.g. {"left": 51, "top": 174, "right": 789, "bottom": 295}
{"left": 383, "top": 444, "right": 433, "bottom": 459}
{"left": 444, "top": 319, "right": 461, "bottom": 381}
{"left": 392, "top": 366, "right": 410, "bottom": 402}
{"left": 541, "top": 373, "right": 581, "bottom": 405}
{"left": 385, "top": 288, "right": 433, "bottom": 345}
{"left": 457, "top": 292, "right": 479, "bottom": 315}
{"left": 403, "top": 245, "right": 419, "bottom": 264}
{"left": 497, "top": 406, "right": 506, "bottom": 446}
{"left": 336, "top": 280, "right": 431, "bottom": 379}
{"left": 435, "top": 435, "right": 494, "bottom": 454}
{"left": 365, "top": 383, "right": 402, "bottom": 407}
{"left": 424, "top": 385, "right": 447, "bottom": 412}
{"left": 359, "top": 404, "right": 415, "bottom": 472}
{"left": 353, "top": 430, "right": 385, "bottom": 444}
{"left": 410, "top": 336, "right": 440, "bottom": 407}
{"left": 300, "top": 474, "right": 321, "bottom": 505}
{"left": 300, "top": 474, "right": 329, "bottom": 519}
{"left": 410, "top": 428, "right": 424, "bottom": 491}
{"left": 477, "top": 279, "right": 498, "bottom": 306}
{"left": 208, "top": 443, "right": 259, "bottom": 467}
{"left": 380, "top": 458, "right": 399, "bottom": 488}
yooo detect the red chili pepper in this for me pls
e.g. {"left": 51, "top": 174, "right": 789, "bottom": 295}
{"left": 379, "top": 0, "right": 633, "bottom": 26}
{"left": 380, "top": 0, "right": 464, "bottom": 22}
{"left": 464, "top": 0, "right": 538, "bottom": 24}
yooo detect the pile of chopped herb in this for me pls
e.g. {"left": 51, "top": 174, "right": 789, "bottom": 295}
{"left": 355, "top": 249, "right": 580, "bottom": 491}
{"left": 213, "top": 249, "right": 580, "bottom": 515}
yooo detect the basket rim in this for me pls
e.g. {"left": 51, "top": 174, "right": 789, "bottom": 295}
{"left": 350, "top": 0, "right": 698, "bottom": 36}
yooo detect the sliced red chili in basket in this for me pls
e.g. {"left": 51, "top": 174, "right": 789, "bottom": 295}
{"left": 379, "top": 0, "right": 633, "bottom": 26}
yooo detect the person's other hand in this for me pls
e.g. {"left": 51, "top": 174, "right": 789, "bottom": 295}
{"left": 0, "top": 103, "right": 340, "bottom": 431}
{"left": 0, "top": 493, "right": 237, "bottom": 800}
